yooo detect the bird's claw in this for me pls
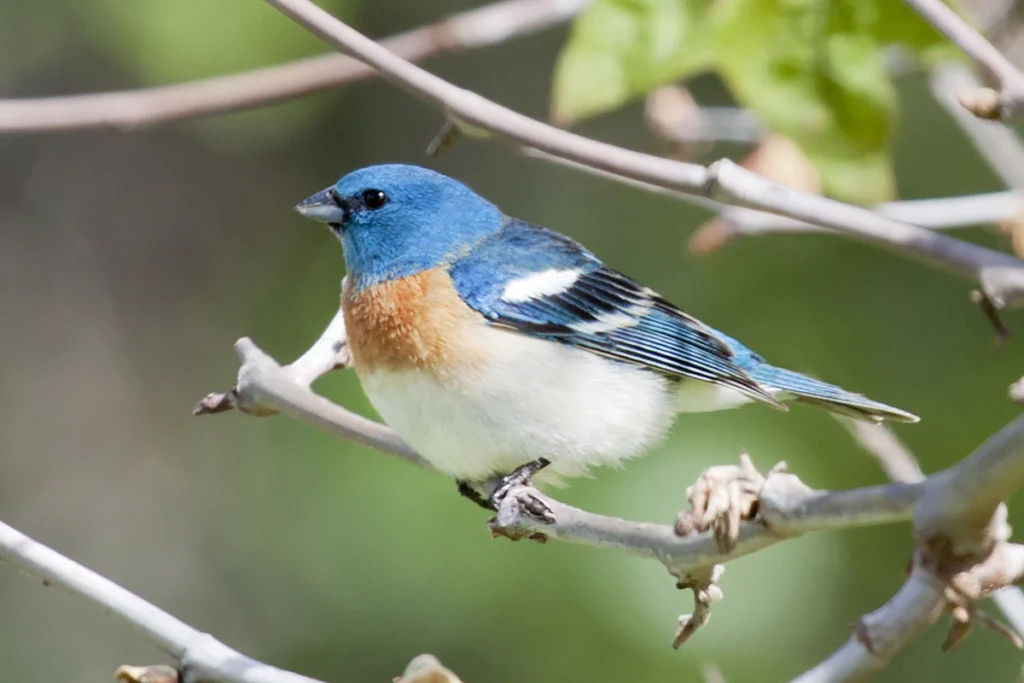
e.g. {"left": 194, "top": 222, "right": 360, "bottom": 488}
{"left": 458, "top": 459, "right": 555, "bottom": 534}
{"left": 485, "top": 459, "right": 557, "bottom": 541}
{"left": 498, "top": 487, "right": 556, "bottom": 525}
{"left": 489, "top": 485, "right": 556, "bottom": 542}
{"left": 486, "top": 458, "right": 551, "bottom": 511}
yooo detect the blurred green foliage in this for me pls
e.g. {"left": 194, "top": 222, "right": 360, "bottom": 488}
{"left": 80, "top": 0, "right": 350, "bottom": 144}
{"left": 0, "top": 2, "right": 1022, "bottom": 683}
{"left": 551, "top": 0, "right": 715, "bottom": 125}
{"left": 554, "top": 0, "right": 955, "bottom": 203}
{"left": 79, "top": 0, "right": 335, "bottom": 82}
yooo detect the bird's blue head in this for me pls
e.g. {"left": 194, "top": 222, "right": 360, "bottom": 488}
{"left": 295, "top": 164, "right": 504, "bottom": 291}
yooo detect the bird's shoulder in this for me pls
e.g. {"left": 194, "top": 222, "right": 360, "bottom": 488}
{"left": 449, "top": 218, "right": 600, "bottom": 304}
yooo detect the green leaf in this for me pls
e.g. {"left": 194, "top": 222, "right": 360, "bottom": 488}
{"left": 552, "top": 0, "right": 714, "bottom": 124}
{"left": 713, "top": 0, "right": 915, "bottom": 203}
{"left": 554, "top": 0, "right": 952, "bottom": 203}
{"left": 870, "top": 0, "right": 957, "bottom": 56}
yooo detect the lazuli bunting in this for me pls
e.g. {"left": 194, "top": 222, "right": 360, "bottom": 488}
{"left": 295, "top": 164, "right": 917, "bottom": 508}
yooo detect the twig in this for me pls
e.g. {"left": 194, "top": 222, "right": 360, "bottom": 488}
{"left": 688, "top": 191, "right": 1024, "bottom": 255}
{"left": 835, "top": 417, "right": 925, "bottom": 484}
{"left": 915, "top": 414, "right": 1024, "bottom": 554}
{"left": 673, "top": 566, "right": 726, "bottom": 649}
{"left": 931, "top": 63, "right": 1024, "bottom": 189}
{"left": 904, "top": 0, "right": 1024, "bottom": 120}
{"left": 992, "top": 587, "right": 1024, "bottom": 643}
{"left": 0, "top": 516, "right": 469, "bottom": 683}
{"left": 194, "top": 289, "right": 419, "bottom": 465}
{"left": 644, "top": 87, "right": 764, "bottom": 149}
{"left": 838, "top": 414, "right": 1024, "bottom": 649}
{"left": 524, "top": 148, "right": 1023, "bottom": 255}
{"left": 0, "top": 520, "right": 328, "bottom": 683}
{"left": 791, "top": 566, "right": 948, "bottom": 683}
{"left": 261, "top": 0, "right": 1024, "bottom": 310}
{"left": 195, "top": 304, "right": 351, "bottom": 415}
{"left": 494, "top": 478, "right": 924, "bottom": 576}
{"left": 0, "top": 0, "right": 587, "bottom": 133}
{"left": 204, "top": 336, "right": 426, "bottom": 468}
{"left": 930, "top": 62, "right": 1024, "bottom": 335}
{"left": 797, "top": 537, "right": 1024, "bottom": 683}
{"left": 795, "top": 416, "right": 1024, "bottom": 681}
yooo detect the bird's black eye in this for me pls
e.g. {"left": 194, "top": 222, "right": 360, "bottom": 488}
{"left": 361, "top": 189, "right": 388, "bottom": 210}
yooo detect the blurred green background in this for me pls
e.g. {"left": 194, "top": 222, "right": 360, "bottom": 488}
{"left": 1, "top": 0, "right": 1023, "bottom": 681}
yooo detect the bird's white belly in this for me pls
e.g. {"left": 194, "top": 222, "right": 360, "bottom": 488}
{"left": 355, "top": 327, "right": 677, "bottom": 483}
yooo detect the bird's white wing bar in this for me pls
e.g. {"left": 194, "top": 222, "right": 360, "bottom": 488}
{"left": 501, "top": 268, "right": 581, "bottom": 303}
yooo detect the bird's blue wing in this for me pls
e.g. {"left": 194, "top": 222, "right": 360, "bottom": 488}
{"left": 449, "top": 219, "right": 782, "bottom": 407}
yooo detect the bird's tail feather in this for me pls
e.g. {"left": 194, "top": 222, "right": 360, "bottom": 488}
{"left": 747, "top": 365, "right": 919, "bottom": 424}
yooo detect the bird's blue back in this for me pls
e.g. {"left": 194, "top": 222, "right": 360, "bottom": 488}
{"left": 449, "top": 220, "right": 779, "bottom": 405}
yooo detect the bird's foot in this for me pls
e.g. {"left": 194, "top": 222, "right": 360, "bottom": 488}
{"left": 492, "top": 487, "right": 556, "bottom": 526}
{"left": 488, "top": 487, "right": 555, "bottom": 542}
{"left": 487, "top": 458, "right": 552, "bottom": 513}
{"left": 458, "top": 460, "right": 555, "bottom": 540}
{"left": 675, "top": 453, "right": 786, "bottom": 553}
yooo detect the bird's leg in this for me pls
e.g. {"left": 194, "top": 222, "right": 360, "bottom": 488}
{"left": 457, "top": 459, "right": 555, "bottom": 524}
{"left": 456, "top": 480, "right": 492, "bottom": 510}
{"left": 488, "top": 458, "right": 552, "bottom": 514}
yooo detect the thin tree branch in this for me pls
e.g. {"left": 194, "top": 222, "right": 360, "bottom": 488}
{"left": 836, "top": 418, "right": 925, "bottom": 484}
{"left": 794, "top": 416, "right": 1024, "bottom": 681}
{"left": 704, "top": 161, "right": 1024, "bottom": 308}
{"left": 791, "top": 567, "right": 949, "bottom": 683}
{"left": 930, "top": 61, "right": 1024, "bottom": 271}
{"left": 931, "top": 62, "right": 1024, "bottom": 190}
{"left": 0, "top": 520, "right": 329, "bottom": 683}
{"left": 194, "top": 305, "right": 424, "bottom": 466}
{"left": 223, "top": 335, "right": 427, "bottom": 468}
{"left": 0, "top": 0, "right": 587, "bottom": 133}
{"left": 915, "top": 414, "right": 1024, "bottom": 553}
{"left": 904, "top": 0, "right": 1024, "bottom": 120}
{"left": 687, "top": 192, "right": 1023, "bottom": 255}
{"left": 527, "top": 149, "right": 1021, "bottom": 257}
{"left": 796, "top": 538, "right": 1024, "bottom": 682}
{"left": 838, "top": 416, "right": 1024, "bottom": 651}
{"left": 260, "top": 0, "right": 1024, "bottom": 310}
{"left": 992, "top": 587, "right": 1024, "bottom": 642}
{"left": 644, "top": 87, "right": 765, "bottom": 148}
{"left": 495, "top": 477, "right": 923, "bottom": 576}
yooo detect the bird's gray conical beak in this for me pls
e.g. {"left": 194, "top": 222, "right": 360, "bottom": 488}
{"left": 294, "top": 187, "right": 344, "bottom": 224}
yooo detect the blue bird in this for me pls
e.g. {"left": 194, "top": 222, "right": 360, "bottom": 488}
{"left": 295, "top": 164, "right": 917, "bottom": 506}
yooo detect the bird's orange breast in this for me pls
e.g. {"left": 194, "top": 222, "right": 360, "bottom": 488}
{"left": 342, "top": 267, "right": 486, "bottom": 375}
